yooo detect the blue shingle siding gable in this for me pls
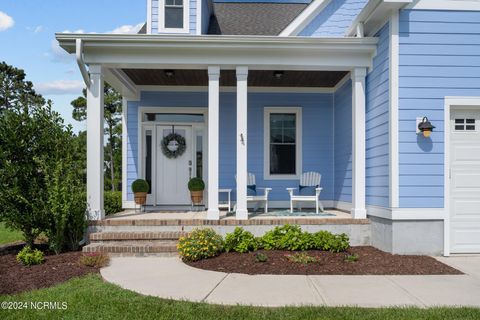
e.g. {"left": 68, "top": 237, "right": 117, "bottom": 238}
{"left": 398, "top": 9, "right": 480, "bottom": 208}
{"left": 365, "top": 23, "right": 390, "bottom": 207}
{"left": 299, "top": 0, "right": 368, "bottom": 37}
{"left": 150, "top": 0, "right": 197, "bottom": 34}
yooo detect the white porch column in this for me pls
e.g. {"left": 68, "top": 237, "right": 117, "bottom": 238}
{"left": 351, "top": 67, "right": 367, "bottom": 219}
{"left": 87, "top": 64, "right": 105, "bottom": 220}
{"left": 207, "top": 66, "right": 220, "bottom": 220}
{"left": 236, "top": 66, "right": 249, "bottom": 220}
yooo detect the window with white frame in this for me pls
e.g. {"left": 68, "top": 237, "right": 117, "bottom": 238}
{"left": 264, "top": 107, "right": 302, "bottom": 179}
{"left": 159, "top": 0, "right": 189, "bottom": 33}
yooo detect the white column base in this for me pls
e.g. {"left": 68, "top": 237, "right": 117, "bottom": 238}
{"left": 207, "top": 209, "right": 220, "bottom": 220}
{"left": 235, "top": 209, "right": 248, "bottom": 220}
{"left": 351, "top": 208, "right": 367, "bottom": 219}
{"left": 88, "top": 209, "right": 105, "bottom": 221}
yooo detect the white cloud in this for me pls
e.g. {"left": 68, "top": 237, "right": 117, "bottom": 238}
{"left": 108, "top": 23, "right": 143, "bottom": 34}
{"left": 0, "top": 11, "right": 14, "bottom": 31}
{"left": 35, "top": 80, "right": 84, "bottom": 95}
{"left": 34, "top": 25, "right": 44, "bottom": 33}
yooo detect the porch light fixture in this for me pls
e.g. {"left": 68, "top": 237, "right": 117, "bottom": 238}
{"left": 273, "top": 71, "right": 284, "bottom": 79}
{"left": 164, "top": 70, "right": 175, "bottom": 78}
{"left": 418, "top": 116, "right": 435, "bottom": 138}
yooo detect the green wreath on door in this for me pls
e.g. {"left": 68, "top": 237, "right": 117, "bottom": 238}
{"left": 161, "top": 133, "right": 186, "bottom": 158}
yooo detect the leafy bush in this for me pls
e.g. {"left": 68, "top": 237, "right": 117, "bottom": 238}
{"left": 79, "top": 253, "right": 110, "bottom": 268}
{"left": 255, "top": 252, "right": 268, "bottom": 263}
{"left": 105, "top": 191, "right": 122, "bottom": 215}
{"left": 285, "top": 252, "right": 319, "bottom": 264}
{"left": 260, "top": 225, "right": 313, "bottom": 251}
{"left": 224, "top": 227, "right": 259, "bottom": 253}
{"left": 16, "top": 246, "right": 44, "bottom": 266}
{"left": 313, "top": 231, "right": 350, "bottom": 253}
{"left": 177, "top": 228, "right": 224, "bottom": 261}
{"left": 344, "top": 253, "right": 359, "bottom": 262}
{"left": 188, "top": 177, "right": 205, "bottom": 191}
{"left": 131, "top": 179, "right": 149, "bottom": 193}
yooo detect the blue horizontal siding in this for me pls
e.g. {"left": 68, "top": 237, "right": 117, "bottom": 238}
{"left": 299, "top": 0, "right": 368, "bottom": 37}
{"left": 398, "top": 9, "right": 480, "bottom": 208}
{"left": 126, "top": 91, "right": 336, "bottom": 203}
{"left": 334, "top": 79, "right": 352, "bottom": 203}
{"left": 365, "top": 22, "right": 390, "bottom": 207}
{"left": 150, "top": 0, "right": 197, "bottom": 34}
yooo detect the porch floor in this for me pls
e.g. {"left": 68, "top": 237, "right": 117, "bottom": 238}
{"left": 108, "top": 209, "right": 352, "bottom": 221}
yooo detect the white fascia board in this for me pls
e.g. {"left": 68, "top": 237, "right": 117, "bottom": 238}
{"left": 406, "top": 0, "right": 480, "bottom": 11}
{"left": 56, "top": 34, "right": 378, "bottom": 70}
{"left": 347, "top": 0, "right": 412, "bottom": 37}
{"left": 104, "top": 68, "right": 140, "bottom": 100}
{"left": 279, "top": 0, "right": 331, "bottom": 37}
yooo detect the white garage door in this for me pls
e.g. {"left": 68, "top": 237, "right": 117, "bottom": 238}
{"left": 450, "top": 109, "right": 480, "bottom": 253}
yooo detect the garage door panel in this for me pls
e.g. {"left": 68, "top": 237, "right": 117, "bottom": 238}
{"left": 450, "top": 108, "right": 480, "bottom": 253}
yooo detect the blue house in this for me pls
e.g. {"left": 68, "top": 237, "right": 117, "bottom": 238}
{"left": 57, "top": 0, "right": 480, "bottom": 255}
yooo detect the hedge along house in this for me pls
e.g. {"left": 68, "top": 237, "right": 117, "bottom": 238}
{"left": 56, "top": 0, "right": 480, "bottom": 256}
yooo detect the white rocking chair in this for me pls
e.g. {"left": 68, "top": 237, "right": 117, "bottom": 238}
{"left": 287, "top": 172, "right": 324, "bottom": 214}
{"left": 235, "top": 173, "right": 272, "bottom": 213}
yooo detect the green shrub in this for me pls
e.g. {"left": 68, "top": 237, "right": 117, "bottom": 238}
{"left": 224, "top": 227, "right": 259, "bottom": 253}
{"left": 313, "top": 231, "right": 350, "bottom": 253}
{"left": 285, "top": 252, "right": 319, "bottom": 264}
{"left": 260, "top": 225, "right": 314, "bottom": 251}
{"left": 105, "top": 191, "right": 122, "bottom": 215}
{"left": 188, "top": 177, "right": 205, "bottom": 191}
{"left": 16, "top": 246, "right": 44, "bottom": 266}
{"left": 255, "top": 252, "right": 268, "bottom": 263}
{"left": 131, "top": 179, "right": 149, "bottom": 193}
{"left": 177, "top": 228, "right": 224, "bottom": 261}
{"left": 79, "top": 252, "right": 110, "bottom": 268}
{"left": 344, "top": 253, "right": 359, "bottom": 262}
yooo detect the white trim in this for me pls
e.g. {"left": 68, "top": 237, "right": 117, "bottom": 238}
{"left": 158, "top": 0, "right": 190, "bottom": 34}
{"left": 263, "top": 107, "right": 303, "bottom": 181}
{"left": 351, "top": 67, "right": 367, "bottom": 219}
{"left": 196, "top": 0, "right": 201, "bottom": 35}
{"left": 105, "top": 68, "right": 139, "bottom": 100}
{"left": 147, "top": 0, "right": 152, "bottom": 34}
{"left": 389, "top": 10, "right": 399, "bottom": 208}
{"left": 122, "top": 98, "right": 128, "bottom": 206}
{"left": 279, "top": 0, "right": 331, "bottom": 36}
{"left": 406, "top": 0, "right": 480, "bottom": 11}
{"left": 122, "top": 200, "right": 136, "bottom": 209}
{"left": 236, "top": 66, "right": 249, "bottom": 220}
{"left": 207, "top": 66, "right": 220, "bottom": 220}
{"left": 137, "top": 85, "right": 337, "bottom": 93}
{"left": 443, "top": 96, "right": 480, "bottom": 256}
{"left": 366, "top": 205, "right": 445, "bottom": 220}
{"left": 332, "top": 73, "right": 351, "bottom": 92}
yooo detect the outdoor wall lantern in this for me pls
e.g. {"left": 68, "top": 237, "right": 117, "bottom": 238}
{"left": 164, "top": 70, "right": 175, "bottom": 78}
{"left": 417, "top": 116, "right": 435, "bottom": 138}
{"left": 273, "top": 71, "right": 284, "bottom": 79}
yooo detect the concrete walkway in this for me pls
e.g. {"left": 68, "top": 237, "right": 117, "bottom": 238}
{"left": 101, "top": 256, "right": 480, "bottom": 308}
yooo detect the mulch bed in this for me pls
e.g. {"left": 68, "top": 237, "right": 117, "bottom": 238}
{"left": 0, "top": 246, "right": 100, "bottom": 295}
{"left": 186, "top": 246, "right": 462, "bottom": 275}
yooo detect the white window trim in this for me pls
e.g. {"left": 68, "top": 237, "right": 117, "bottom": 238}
{"left": 264, "top": 107, "right": 302, "bottom": 180}
{"left": 158, "top": 0, "right": 190, "bottom": 34}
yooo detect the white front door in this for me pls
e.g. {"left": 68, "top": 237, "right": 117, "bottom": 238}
{"left": 156, "top": 125, "right": 193, "bottom": 205}
{"left": 450, "top": 109, "right": 480, "bottom": 253}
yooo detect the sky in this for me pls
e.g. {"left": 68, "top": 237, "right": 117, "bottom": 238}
{"left": 0, "top": 0, "right": 146, "bottom": 132}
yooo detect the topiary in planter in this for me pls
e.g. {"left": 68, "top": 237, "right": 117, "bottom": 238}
{"left": 188, "top": 177, "right": 205, "bottom": 204}
{"left": 131, "top": 179, "right": 149, "bottom": 205}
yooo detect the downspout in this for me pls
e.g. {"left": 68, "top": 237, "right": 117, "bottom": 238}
{"left": 76, "top": 38, "right": 91, "bottom": 87}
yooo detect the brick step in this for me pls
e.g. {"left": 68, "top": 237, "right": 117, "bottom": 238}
{"left": 83, "top": 240, "right": 178, "bottom": 256}
{"left": 89, "top": 231, "right": 187, "bottom": 242}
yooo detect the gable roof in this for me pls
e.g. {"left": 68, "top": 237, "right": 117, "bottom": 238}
{"left": 208, "top": 2, "right": 309, "bottom": 35}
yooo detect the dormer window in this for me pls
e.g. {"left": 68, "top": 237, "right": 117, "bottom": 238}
{"left": 159, "top": 0, "right": 189, "bottom": 33}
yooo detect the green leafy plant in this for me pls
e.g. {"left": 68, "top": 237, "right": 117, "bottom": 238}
{"left": 131, "top": 179, "right": 149, "bottom": 193}
{"left": 79, "top": 252, "right": 110, "bottom": 268}
{"left": 344, "top": 253, "right": 359, "bottom": 262}
{"left": 188, "top": 177, "right": 205, "bottom": 192}
{"left": 16, "top": 246, "right": 44, "bottom": 266}
{"left": 313, "top": 231, "right": 350, "bottom": 253}
{"left": 255, "top": 252, "right": 268, "bottom": 263}
{"left": 177, "top": 228, "right": 224, "bottom": 262}
{"left": 224, "top": 227, "right": 259, "bottom": 253}
{"left": 104, "top": 191, "right": 122, "bottom": 215}
{"left": 285, "top": 252, "right": 319, "bottom": 264}
{"left": 260, "top": 225, "right": 314, "bottom": 251}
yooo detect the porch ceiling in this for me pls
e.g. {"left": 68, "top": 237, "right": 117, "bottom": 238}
{"left": 122, "top": 69, "right": 349, "bottom": 87}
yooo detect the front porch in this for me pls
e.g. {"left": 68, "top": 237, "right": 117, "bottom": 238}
{"left": 56, "top": 34, "right": 378, "bottom": 222}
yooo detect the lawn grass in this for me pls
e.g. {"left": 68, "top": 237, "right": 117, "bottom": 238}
{"left": 1, "top": 274, "right": 479, "bottom": 320}
{"left": 0, "top": 222, "right": 23, "bottom": 245}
